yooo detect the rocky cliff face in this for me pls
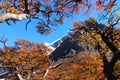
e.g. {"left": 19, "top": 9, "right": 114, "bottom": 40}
{"left": 50, "top": 30, "right": 98, "bottom": 61}
{"left": 51, "top": 31, "right": 72, "bottom": 48}
{"left": 51, "top": 31, "right": 85, "bottom": 61}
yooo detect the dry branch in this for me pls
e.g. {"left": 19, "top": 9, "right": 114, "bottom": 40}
{"left": 43, "top": 61, "right": 63, "bottom": 80}
{"left": 0, "top": 13, "right": 30, "bottom": 23}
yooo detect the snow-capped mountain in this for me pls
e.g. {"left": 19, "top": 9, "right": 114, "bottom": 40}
{"left": 50, "top": 30, "right": 98, "bottom": 61}
{"left": 51, "top": 30, "right": 75, "bottom": 48}
{"left": 50, "top": 30, "right": 84, "bottom": 61}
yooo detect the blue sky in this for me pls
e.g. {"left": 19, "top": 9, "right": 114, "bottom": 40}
{"left": 0, "top": 0, "right": 120, "bottom": 48}
{"left": 0, "top": 11, "right": 89, "bottom": 47}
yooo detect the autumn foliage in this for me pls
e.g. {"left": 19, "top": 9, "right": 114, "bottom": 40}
{"left": 0, "top": 39, "right": 52, "bottom": 80}
{"left": 73, "top": 18, "right": 120, "bottom": 80}
{"left": 73, "top": 18, "right": 120, "bottom": 50}
{"left": 45, "top": 53, "right": 106, "bottom": 80}
{"left": 114, "top": 60, "right": 120, "bottom": 79}
{"left": 0, "top": 39, "right": 120, "bottom": 79}
{"left": 0, "top": 0, "right": 120, "bottom": 80}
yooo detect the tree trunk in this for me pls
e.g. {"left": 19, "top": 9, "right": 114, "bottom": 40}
{"left": 100, "top": 33, "right": 120, "bottom": 80}
{"left": 101, "top": 33, "right": 120, "bottom": 66}
{"left": 103, "top": 57, "right": 117, "bottom": 80}
{"left": 103, "top": 65, "right": 117, "bottom": 80}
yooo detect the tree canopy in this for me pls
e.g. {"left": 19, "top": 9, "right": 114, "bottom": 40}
{"left": 0, "top": 0, "right": 118, "bottom": 34}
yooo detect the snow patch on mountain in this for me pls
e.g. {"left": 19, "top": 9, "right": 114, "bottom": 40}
{"left": 44, "top": 43, "right": 55, "bottom": 55}
{"left": 50, "top": 30, "right": 74, "bottom": 48}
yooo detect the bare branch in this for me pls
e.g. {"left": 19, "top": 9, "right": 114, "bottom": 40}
{"left": 0, "top": 71, "right": 9, "bottom": 78}
{"left": 0, "top": 39, "right": 7, "bottom": 48}
{"left": 17, "top": 72, "right": 25, "bottom": 80}
{"left": 0, "top": 13, "right": 30, "bottom": 23}
{"left": 24, "top": 0, "right": 29, "bottom": 14}
{"left": 49, "top": 61, "right": 63, "bottom": 69}
{"left": 25, "top": 18, "right": 31, "bottom": 31}
{"left": 43, "top": 61, "right": 63, "bottom": 80}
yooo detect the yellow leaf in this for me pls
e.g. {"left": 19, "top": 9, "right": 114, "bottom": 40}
{"left": 9, "top": 7, "right": 20, "bottom": 14}
{"left": 116, "top": 12, "right": 120, "bottom": 17}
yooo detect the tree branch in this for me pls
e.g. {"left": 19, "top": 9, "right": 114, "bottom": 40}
{"left": 0, "top": 71, "right": 9, "bottom": 78}
{"left": 43, "top": 61, "right": 63, "bottom": 80}
{"left": 24, "top": 0, "right": 29, "bottom": 14}
{"left": 0, "top": 39, "right": 7, "bottom": 48}
{"left": 0, "top": 13, "right": 30, "bottom": 23}
{"left": 17, "top": 72, "right": 25, "bottom": 80}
